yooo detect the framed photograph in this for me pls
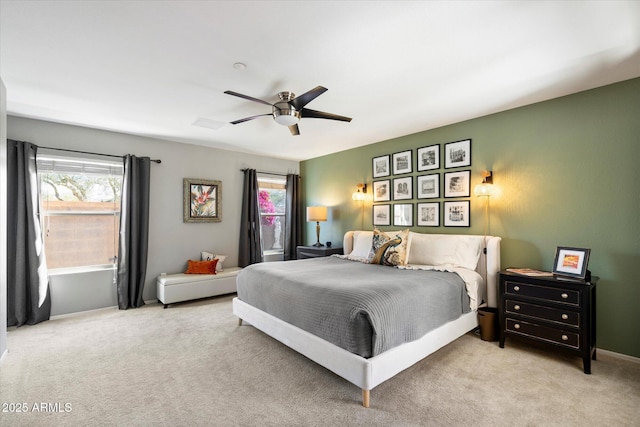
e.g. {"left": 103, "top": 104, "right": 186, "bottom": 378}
{"left": 444, "top": 139, "right": 471, "bottom": 169}
{"left": 393, "top": 176, "right": 413, "bottom": 200}
{"left": 183, "top": 178, "right": 222, "bottom": 223}
{"left": 392, "top": 150, "right": 413, "bottom": 175}
{"left": 373, "top": 180, "right": 391, "bottom": 202}
{"left": 372, "top": 204, "right": 391, "bottom": 226}
{"left": 444, "top": 170, "right": 471, "bottom": 198}
{"left": 444, "top": 201, "right": 470, "bottom": 227}
{"left": 393, "top": 203, "right": 413, "bottom": 227}
{"left": 417, "top": 173, "right": 440, "bottom": 199}
{"left": 372, "top": 155, "right": 391, "bottom": 178}
{"left": 417, "top": 144, "right": 440, "bottom": 171}
{"left": 417, "top": 202, "right": 440, "bottom": 227}
{"left": 553, "top": 247, "right": 591, "bottom": 280}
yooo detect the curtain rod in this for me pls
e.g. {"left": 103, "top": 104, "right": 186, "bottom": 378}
{"left": 39, "top": 146, "right": 161, "bottom": 164}
{"left": 240, "top": 168, "right": 291, "bottom": 177}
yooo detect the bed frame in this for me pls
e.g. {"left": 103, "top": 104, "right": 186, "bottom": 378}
{"left": 233, "top": 232, "right": 501, "bottom": 407}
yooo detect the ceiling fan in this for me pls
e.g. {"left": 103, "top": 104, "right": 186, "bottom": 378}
{"left": 224, "top": 86, "right": 352, "bottom": 135}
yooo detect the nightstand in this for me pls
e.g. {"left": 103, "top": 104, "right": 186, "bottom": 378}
{"left": 498, "top": 270, "right": 598, "bottom": 374}
{"left": 296, "top": 245, "right": 343, "bottom": 259}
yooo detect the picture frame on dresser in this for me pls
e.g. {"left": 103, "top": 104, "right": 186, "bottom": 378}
{"left": 553, "top": 247, "right": 591, "bottom": 280}
{"left": 372, "top": 204, "right": 391, "bottom": 226}
{"left": 392, "top": 150, "right": 412, "bottom": 175}
{"left": 444, "top": 139, "right": 471, "bottom": 169}
{"left": 372, "top": 155, "right": 390, "bottom": 178}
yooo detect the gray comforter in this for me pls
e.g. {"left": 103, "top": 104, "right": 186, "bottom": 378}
{"left": 236, "top": 256, "right": 470, "bottom": 358}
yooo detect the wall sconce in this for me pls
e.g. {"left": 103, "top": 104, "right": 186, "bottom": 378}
{"left": 306, "top": 206, "right": 327, "bottom": 247}
{"left": 474, "top": 171, "right": 494, "bottom": 197}
{"left": 352, "top": 183, "right": 367, "bottom": 201}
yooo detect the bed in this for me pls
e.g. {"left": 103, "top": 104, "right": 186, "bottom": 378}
{"left": 232, "top": 230, "right": 501, "bottom": 407}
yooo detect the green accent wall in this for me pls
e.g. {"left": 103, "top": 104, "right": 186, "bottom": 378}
{"left": 301, "top": 77, "right": 640, "bottom": 358}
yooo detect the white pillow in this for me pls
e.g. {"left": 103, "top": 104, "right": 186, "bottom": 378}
{"left": 201, "top": 252, "right": 226, "bottom": 272}
{"left": 347, "top": 231, "right": 374, "bottom": 261}
{"left": 406, "top": 233, "right": 483, "bottom": 270}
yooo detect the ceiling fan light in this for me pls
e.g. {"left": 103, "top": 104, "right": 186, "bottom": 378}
{"left": 273, "top": 109, "right": 300, "bottom": 126}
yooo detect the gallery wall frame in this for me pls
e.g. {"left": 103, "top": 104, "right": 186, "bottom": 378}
{"left": 444, "top": 170, "right": 471, "bottom": 198}
{"left": 393, "top": 176, "right": 413, "bottom": 200}
{"left": 443, "top": 200, "right": 470, "bottom": 227}
{"left": 373, "top": 180, "right": 391, "bottom": 202}
{"left": 417, "top": 173, "right": 440, "bottom": 199}
{"left": 372, "top": 154, "right": 390, "bottom": 178}
{"left": 373, "top": 204, "right": 391, "bottom": 226}
{"left": 444, "top": 139, "right": 471, "bottom": 169}
{"left": 392, "top": 150, "right": 413, "bottom": 175}
{"left": 417, "top": 202, "right": 440, "bottom": 227}
{"left": 417, "top": 144, "right": 440, "bottom": 171}
{"left": 393, "top": 203, "right": 413, "bottom": 227}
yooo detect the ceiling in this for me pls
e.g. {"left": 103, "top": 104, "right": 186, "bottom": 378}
{"left": 1, "top": 1, "right": 639, "bottom": 161}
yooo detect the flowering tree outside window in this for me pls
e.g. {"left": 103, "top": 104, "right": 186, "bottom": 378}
{"left": 259, "top": 190, "right": 276, "bottom": 225}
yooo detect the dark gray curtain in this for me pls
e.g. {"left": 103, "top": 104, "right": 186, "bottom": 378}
{"left": 239, "top": 169, "right": 263, "bottom": 267}
{"left": 284, "top": 174, "right": 302, "bottom": 260}
{"left": 7, "top": 140, "right": 51, "bottom": 326}
{"left": 116, "top": 155, "right": 151, "bottom": 309}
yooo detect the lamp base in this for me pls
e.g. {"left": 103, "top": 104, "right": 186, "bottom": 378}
{"left": 312, "top": 242, "right": 325, "bottom": 247}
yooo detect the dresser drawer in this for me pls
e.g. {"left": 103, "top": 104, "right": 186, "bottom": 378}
{"left": 506, "top": 318, "right": 580, "bottom": 349}
{"left": 505, "top": 300, "right": 580, "bottom": 327}
{"left": 505, "top": 281, "right": 580, "bottom": 306}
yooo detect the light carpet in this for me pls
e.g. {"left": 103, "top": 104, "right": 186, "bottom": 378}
{"left": 1, "top": 294, "right": 639, "bottom": 427}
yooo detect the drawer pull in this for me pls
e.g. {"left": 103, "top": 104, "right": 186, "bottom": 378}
{"left": 561, "top": 293, "right": 568, "bottom": 299}
{"left": 513, "top": 285, "right": 520, "bottom": 292}
{"left": 561, "top": 335, "right": 569, "bottom": 341}
{"left": 514, "top": 323, "right": 521, "bottom": 329}
{"left": 514, "top": 305, "right": 521, "bottom": 310}
{"left": 562, "top": 314, "right": 569, "bottom": 320}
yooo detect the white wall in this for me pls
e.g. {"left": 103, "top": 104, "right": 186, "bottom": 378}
{"left": 0, "top": 79, "right": 8, "bottom": 362}
{"left": 7, "top": 116, "right": 299, "bottom": 314}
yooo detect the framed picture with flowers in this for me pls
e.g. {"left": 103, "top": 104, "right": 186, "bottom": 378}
{"left": 183, "top": 178, "right": 222, "bottom": 223}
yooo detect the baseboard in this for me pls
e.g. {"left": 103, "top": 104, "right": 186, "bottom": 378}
{"left": 50, "top": 299, "right": 159, "bottom": 320}
{"left": 598, "top": 348, "right": 640, "bottom": 364}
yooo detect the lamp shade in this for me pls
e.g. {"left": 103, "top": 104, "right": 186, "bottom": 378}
{"left": 306, "top": 206, "right": 327, "bottom": 222}
{"left": 474, "top": 183, "right": 494, "bottom": 197}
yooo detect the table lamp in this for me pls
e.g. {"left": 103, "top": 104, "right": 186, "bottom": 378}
{"left": 306, "top": 206, "right": 327, "bottom": 247}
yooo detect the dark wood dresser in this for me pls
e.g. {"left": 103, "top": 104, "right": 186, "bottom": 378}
{"left": 498, "top": 270, "right": 598, "bottom": 374}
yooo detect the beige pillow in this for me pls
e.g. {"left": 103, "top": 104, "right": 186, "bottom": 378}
{"left": 201, "top": 252, "right": 226, "bottom": 272}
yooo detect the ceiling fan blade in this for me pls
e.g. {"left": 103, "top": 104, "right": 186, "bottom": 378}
{"left": 230, "top": 114, "right": 272, "bottom": 125}
{"left": 288, "top": 124, "right": 300, "bottom": 136}
{"left": 289, "top": 86, "right": 328, "bottom": 110}
{"left": 300, "top": 108, "right": 352, "bottom": 122}
{"left": 224, "top": 90, "right": 272, "bottom": 106}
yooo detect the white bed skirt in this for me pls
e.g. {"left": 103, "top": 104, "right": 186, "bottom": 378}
{"left": 233, "top": 297, "right": 478, "bottom": 394}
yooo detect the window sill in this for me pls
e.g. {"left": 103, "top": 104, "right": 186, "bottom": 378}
{"left": 48, "top": 264, "right": 116, "bottom": 276}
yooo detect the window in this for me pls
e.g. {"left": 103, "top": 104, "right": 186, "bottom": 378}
{"left": 257, "top": 175, "right": 286, "bottom": 254}
{"left": 37, "top": 153, "right": 124, "bottom": 270}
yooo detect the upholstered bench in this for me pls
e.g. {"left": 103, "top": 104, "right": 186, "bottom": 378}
{"left": 157, "top": 267, "right": 241, "bottom": 308}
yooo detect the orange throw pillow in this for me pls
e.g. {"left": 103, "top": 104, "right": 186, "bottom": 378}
{"left": 185, "top": 259, "right": 218, "bottom": 274}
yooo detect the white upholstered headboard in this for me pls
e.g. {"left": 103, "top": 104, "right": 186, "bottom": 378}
{"left": 342, "top": 231, "right": 502, "bottom": 308}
